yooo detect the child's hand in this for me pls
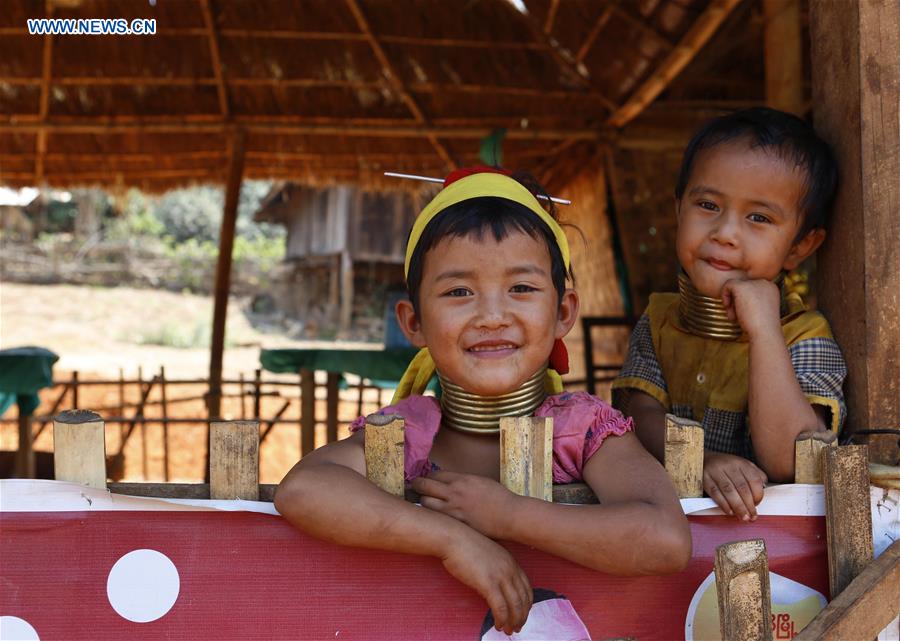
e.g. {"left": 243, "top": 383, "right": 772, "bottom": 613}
{"left": 412, "top": 471, "right": 517, "bottom": 540}
{"left": 703, "top": 452, "right": 767, "bottom": 521}
{"left": 720, "top": 278, "right": 782, "bottom": 339}
{"left": 441, "top": 531, "right": 533, "bottom": 635}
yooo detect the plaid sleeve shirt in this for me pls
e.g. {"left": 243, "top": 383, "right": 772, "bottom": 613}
{"left": 614, "top": 307, "right": 848, "bottom": 459}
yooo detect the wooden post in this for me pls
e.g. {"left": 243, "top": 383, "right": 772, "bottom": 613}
{"left": 794, "top": 430, "right": 837, "bottom": 484}
{"left": 14, "top": 413, "right": 35, "bottom": 479}
{"left": 53, "top": 409, "right": 107, "bottom": 489}
{"left": 300, "top": 368, "right": 316, "bottom": 456}
{"left": 239, "top": 372, "right": 247, "bottom": 420}
{"left": 715, "top": 539, "right": 774, "bottom": 641}
{"left": 209, "top": 420, "right": 260, "bottom": 500}
{"left": 823, "top": 445, "right": 873, "bottom": 598}
{"left": 763, "top": 0, "right": 803, "bottom": 114}
{"left": 71, "top": 370, "right": 79, "bottom": 409}
{"left": 810, "top": 0, "right": 900, "bottom": 463}
{"left": 208, "top": 129, "right": 246, "bottom": 419}
{"left": 664, "top": 414, "right": 704, "bottom": 498}
{"left": 364, "top": 413, "right": 405, "bottom": 497}
{"left": 325, "top": 372, "right": 339, "bottom": 443}
{"left": 500, "top": 416, "right": 553, "bottom": 502}
{"left": 340, "top": 250, "right": 353, "bottom": 331}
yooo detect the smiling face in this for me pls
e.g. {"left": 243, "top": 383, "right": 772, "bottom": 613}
{"left": 675, "top": 139, "right": 825, "bottom": 298}
{"left": 396, "top": 229, "right": 578, "bottom": 396}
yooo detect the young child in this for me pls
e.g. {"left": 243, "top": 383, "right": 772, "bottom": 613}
{"left": 275, "top": 167, "right": 690, "bottom": 636}
{"left": 612, "top": 107, "right": 847, "bottom": 523}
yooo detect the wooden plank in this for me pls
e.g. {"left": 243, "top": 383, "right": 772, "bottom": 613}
{"left": 794, "top": 540, "right": 899, "bottom": 641}
{"left": 105, "top": 482, "right": 598, "bottom": 505}
{"left": 500, "top": 416, "right": 553, "bottom": 502}
{"left": 794, "top": 430, "right": 837, "bottom": 484}
{"left": 823, "top": 445, "right": 874, "bottom": 597}
{"left": 714, "top": 539, "right": 773, "bottom": 641}
{"left": 300, "top": 368, "right": 316, "bottom": 456}
{"left": 364, "top": 413, "right": 405, "bottom": 497}
{"left": 763, "top": 0, "right": 803, "bottom": 114}
{"left": 664, "top": 414, "right": 704, "bottom": 498}
{"left": 209, "top": 420, "right": 259, "bottom": 500}
{"left": 325, "top": 372, "right": 339, "bottom": 443}
{"left": 53, "top": 409, "right": 107, "bottom": 489}
{"left": 207, "top": 129, "right": 245, "bottom": 419}
{"left": 810, "top": 0, "right": 900, "bottom": 464}
{"left": 199, "top": 0, "right": 229, "bottom": 118}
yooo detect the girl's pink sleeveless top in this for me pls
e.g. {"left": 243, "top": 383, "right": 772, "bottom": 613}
{"left": 350, "top": 391, "right": 633, "bottom": 483}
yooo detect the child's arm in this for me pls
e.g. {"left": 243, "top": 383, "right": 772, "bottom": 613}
{"left": 722, "top": 279, "right": 827, "bottom": 482}
{"left": 413, "top": 431, "right": 692, "bottom": 575}
{"left": 616, "top": 388, "right": 767, "bottom": 521}
{"left": 274, "top": 432, "right": 532, "bottom": 636}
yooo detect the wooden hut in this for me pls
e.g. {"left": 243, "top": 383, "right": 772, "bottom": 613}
{"left": 0, "top": 0, "right": 895, "bottom": 460}
{"left": 254, "top": 182, "right": 424, "bottom": 332}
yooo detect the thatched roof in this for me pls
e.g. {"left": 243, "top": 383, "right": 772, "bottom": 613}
{"left": 0, "top": 0, "right": 762, "bottom": 192}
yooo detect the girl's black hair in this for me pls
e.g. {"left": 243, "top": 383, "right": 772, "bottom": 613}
{"left": 675, "top": 107, "right": 839, "bottom": 238}
{"left": 405, "top": 176, "right": 572, "bottom": 314}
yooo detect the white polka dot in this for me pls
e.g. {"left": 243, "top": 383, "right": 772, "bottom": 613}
{"left": 107, "top": 549, "right": 180, "bottom": 623}
{"left": 0, "top": 616, "right": 40, "bottom": 640}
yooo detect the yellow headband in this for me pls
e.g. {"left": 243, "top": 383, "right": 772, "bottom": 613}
{"left": 403, "top": 172, "right": 571, "bottom": 278}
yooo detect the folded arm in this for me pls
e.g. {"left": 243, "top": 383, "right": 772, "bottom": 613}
{"left": 414, "top": 430, "right": 691, "bottom": 575}
{"left": 274, "top": 432, "right": 532, "bottom": 635}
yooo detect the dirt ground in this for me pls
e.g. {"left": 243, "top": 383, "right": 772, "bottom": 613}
{"left": 0, "top": 282, "right": 387, "bottom": 484}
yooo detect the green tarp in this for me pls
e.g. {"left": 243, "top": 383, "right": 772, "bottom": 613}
{"left": 0, "top": 346, "right": 59, "bottom": 416}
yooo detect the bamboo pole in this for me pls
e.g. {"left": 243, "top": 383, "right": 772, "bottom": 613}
{"left": 607, "top": 0, "right": 742, "bottom": 128}
{"left": 364, "top": 413, "right": 405, "bottom": 497}
{"left": 500, "top": 416, "right": 553, "bottom": 501}
{"left": 207, "top": 129, "right": 246, "bottom": 419}
{"left": 209, "top": 420, "right": 259, "bottom": 500}
{"left": 794, "top": 430, "right": 837, "bottom": 484}
{"left": 714, "top": 539, "right": 773, "bottom": 641}
{"left": 664, "top": 414, "right": 704, "bottom": 498}
{"left": 53, "top": 409, "right": 106, "bottom": 489}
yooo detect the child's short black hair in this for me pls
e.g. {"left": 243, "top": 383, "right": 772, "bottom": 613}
{"left": 406, "top": 196, "right": 570, "bottom": 314}
{"left": 675, "top": 107, "right": 839, "bottom": 237}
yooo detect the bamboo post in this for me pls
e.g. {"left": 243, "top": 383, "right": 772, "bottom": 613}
{"left": 160, "top": 366, "right": 170, "bottom": 482}
{"left": 300, "top": 368, "right": 315, "bottom": 456}
{"left": 823, "top": 445, "right": 874, "bottom": 598}
{"left": 364, "top": 413, "right": 405, "bottom": 497}
{"left": 326, "top": 372, "right": 339, "bottom": 443}
{"left": 500, "top": 416, "right": 553, "bottom": 502}
{"left": 794, "top": 430, "right": 837, "bottom": 484}
{"left": 715, "top": 539, "right": 773, "bottom": 641}
{"left": 664, "top": 414, "right": 704, "bottom": 498}
{"left": 53, "top": 409, "right": 107, "bottom": 489}
{"left": 209, "top": 420, "right": 260, "bottom": 500}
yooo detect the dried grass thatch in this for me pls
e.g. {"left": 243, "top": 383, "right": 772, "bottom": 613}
{"left": 0, "top": 0, "right": 767, "bottom": 192}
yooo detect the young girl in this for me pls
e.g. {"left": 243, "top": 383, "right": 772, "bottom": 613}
{"left": 275, "top": 168, "right": 690, "bottom": 636}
